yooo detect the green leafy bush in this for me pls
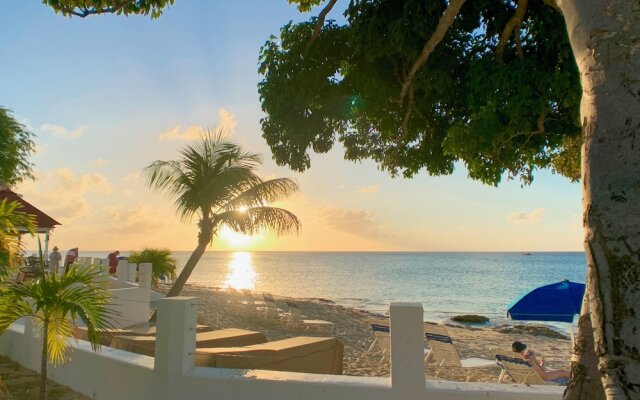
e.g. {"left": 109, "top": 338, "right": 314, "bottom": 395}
{"left": 127, "top": 248, "right": 177, "bottom": 287}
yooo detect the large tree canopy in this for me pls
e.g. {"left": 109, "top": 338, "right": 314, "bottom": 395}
{"left": 0, "top": 107, "right": 35, "bottom": 186}
{"left": 42, "top": 0, "right": 174, "bottom": 18}
{"left": 259, "top": 0, "right": 581, "bottom": 185}
{"left": 262, "top": 1, "right": 640, "bottom": 399}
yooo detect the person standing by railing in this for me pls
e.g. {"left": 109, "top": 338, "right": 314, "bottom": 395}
{"left": 48, "top": 246, "right": 61, "bottom": 274}
{"left": 63, "top": 247, "right": 78, "bottom": 273}
{"left": 108, "top": 250, "right": 120, "bottom": 275}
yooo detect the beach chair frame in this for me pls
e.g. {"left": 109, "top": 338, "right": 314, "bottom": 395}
{"left": 495, "top": 354, "right": 546, "bottom": 385}
{"left": 424, "top": 331, "right": 495, "bottom": 382}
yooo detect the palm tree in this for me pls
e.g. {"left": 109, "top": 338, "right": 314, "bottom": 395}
{"left": 145, "top": 129, "right": 301, "bottom": 299}
{"left": 0, "top": 198, "right": 36, "bottom": 279}
{"left": 0, "top": 252, "right": 115, "bottom": 400}
{"left": 128, "top": 247, "right": 177, "bottom": 287}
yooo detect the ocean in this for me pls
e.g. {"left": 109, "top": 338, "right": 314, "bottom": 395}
{"left": 82, "top": 251, "right": 586, "bottom": 330}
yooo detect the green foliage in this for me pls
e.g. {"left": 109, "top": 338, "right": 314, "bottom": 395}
{"left": 0, "top": 199, "right": 36, "bottom": 280}
{"left": 42, "top": 0, "right": 174, "bottom": 18}
{"left": 0, "top": 107, "right": 35, "bottom": 186}
{"left": 145, "top": 128, "right": 301, "bottom": 296}
{"left": 259, "top": 0, "right": 582, "bottom": 185}
{"left": 128, "top": 247, "right": 177, "bottom": 286}
{"left": 288, "top": 0, "right": 325, "bottom": 13}
{"left": 0, "top": 245, "right": 115, "bottom": 399}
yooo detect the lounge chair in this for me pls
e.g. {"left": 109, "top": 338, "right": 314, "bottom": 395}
{"left": 495, "top": 354, "right": 569, "bottom": 385}
{"left": 195, "top": 336, "right": 344, "bottom": 375}
{"left": 365, "top": 324, "right": 430, "bottom": 364}
{"left": 425, "top": 331, "right": 495, "bottom": 381}
{"left": 110, "top": 328, "right": 268, "bottom": 357}
{"left": 365, "top": 324, "right": 392, "bottom": 363}
{"left": 282, "top": 298, "right": 335, "bottom": 334}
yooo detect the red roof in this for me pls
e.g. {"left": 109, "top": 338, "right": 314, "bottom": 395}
{"left": 0, "top": 189, "right": 60, "bottom": 230}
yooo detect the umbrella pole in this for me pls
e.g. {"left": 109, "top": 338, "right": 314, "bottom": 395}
{"left": 570, "top": 321, "right": 575, "bottom": 344}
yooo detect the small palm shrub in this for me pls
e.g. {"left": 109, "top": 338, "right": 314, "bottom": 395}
{"left": 127, "top": 247, "right": 177, "bottom": 287}
{"left": 0, "top": 244, "right": 115, "bottom": 400}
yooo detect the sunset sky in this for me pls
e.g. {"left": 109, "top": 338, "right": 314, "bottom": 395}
{"left": 1, "top": 1, "right": 583, "bottom": 252}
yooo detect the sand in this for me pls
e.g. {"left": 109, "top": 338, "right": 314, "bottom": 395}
{"left": 158, "top": 284, "right": 573, "bottom": 382}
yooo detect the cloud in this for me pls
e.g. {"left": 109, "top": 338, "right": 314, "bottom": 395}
{"left": 123, "top": 171, "right": 142, "bottom": 183}
{"left": 355, "top": 185, "right": 379, "bottom": 194}
{"left": 158, "top": 125, "right": 203, "bottom": 141}
{"left": 41, "top": 123, "right": 87, "bottom": 139}
{"left": 217, "top": 108, "right": 237, "bottom": 133}
{"left": 91, "top": 158, "right": 109, "bottom": 167}
{"left": 508, "top": 208, "right": 545, "bottom": 224}
{"left": 157, "top": 108, "right": 237, "bottom": 141}
{"left": 316, "top": 206, "right": 407, "bottom": 245}
{"left": 103, "top": 203, "right": 167, "bottom": 235}
{"left": 16, "top": 168, "right": 113, "bottom": 220}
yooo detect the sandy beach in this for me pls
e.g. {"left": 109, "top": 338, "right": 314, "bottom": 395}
{"left": 158, "top": 283, "right": 573, "bottom": 382}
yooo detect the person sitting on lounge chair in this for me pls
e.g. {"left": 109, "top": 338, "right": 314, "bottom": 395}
{"left": 512, "top": 341, "right": 570, "bottom": 381}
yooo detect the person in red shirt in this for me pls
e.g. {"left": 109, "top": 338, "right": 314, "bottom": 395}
{"left": 108, "top": 250, "right": 120, "bottom": 275}
{"left": 63, "top": 247, "right": 78, "bottom": 272}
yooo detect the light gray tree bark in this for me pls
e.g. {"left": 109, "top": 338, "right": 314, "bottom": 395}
{"left": 559, "top": 0, "right": 640, "bottom": 398}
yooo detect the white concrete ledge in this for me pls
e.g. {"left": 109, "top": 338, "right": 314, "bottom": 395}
{"left": 0, "top": 300, "right": 565, "bottom": 400}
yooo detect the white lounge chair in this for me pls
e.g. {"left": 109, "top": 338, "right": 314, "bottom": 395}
{"left": 425, "top": 331, "right": 496, "bottom": 381}
{"left": 365, "top": 324, "right": 430, "bottom": 364}
{"left": 495, "top": 354, "right": 569, "bottom": 385}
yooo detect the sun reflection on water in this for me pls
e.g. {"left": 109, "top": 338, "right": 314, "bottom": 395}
{"left": 223, "top": 252, "right": 257, "bottom": 290}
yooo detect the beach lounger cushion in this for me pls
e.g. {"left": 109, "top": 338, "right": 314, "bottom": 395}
{"left": 195, "top": 336, "right": 344, "bottom": 375}
{"left": 111, "top": 328, "right": 268, "bottom": 357}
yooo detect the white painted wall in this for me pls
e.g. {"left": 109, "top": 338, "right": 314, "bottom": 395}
{"left": 106, "top": 262, "right": 153, "bottom": 327}
{"left": 0, "top": 299, "right": 564, "bottom": 400}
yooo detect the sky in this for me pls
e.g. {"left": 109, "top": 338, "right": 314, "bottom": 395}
{"left": 0, "top": 1, "right": 584, "bottom": 253}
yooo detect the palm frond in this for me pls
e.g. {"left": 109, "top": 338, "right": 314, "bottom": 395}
{"left": 217, "top": 206, "right": 301, "bottom": 236}
{"left": 222, "top": 178, "right": 300, "bottom": 212}
{"left": 0, "top": 199, "right": 36, "bottom": 276}
{"left": 46, "top": 309, "right": 73, "bottom": 365}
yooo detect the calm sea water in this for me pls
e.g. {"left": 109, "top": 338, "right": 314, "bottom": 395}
{"left": 81, "top": 251, "right": 586, "bottom": 329}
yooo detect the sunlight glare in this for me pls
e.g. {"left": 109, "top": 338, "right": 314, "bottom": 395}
{"left": 220, "top": 226, "right": 261, "bottom": 247}
{"left": 223, "top": 252, "right": 257, "bottom": 290}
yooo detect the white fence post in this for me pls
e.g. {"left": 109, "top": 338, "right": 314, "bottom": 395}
{"left": 154, "top": 297, "right": 197, "bottom": 375}
{"left": 115, "top": 259, "right": 128, "bottom": 281}
{"left": 127, "top": 262, "right": 137, "bottom": 282}
{"left": 138, "top": 263, "right": 152, "bottom": 289}
{"left": 390, "top": 302, "right": 426, "bottom": 399}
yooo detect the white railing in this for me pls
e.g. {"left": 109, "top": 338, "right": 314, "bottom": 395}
{"left": 0, "top": 296, "right": 564, "bottom": 400}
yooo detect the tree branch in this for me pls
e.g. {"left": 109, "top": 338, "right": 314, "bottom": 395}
{"left": 495, "top": 0, "right": 529, "bottom": 63}
{"left": 68, "top": 7, "right": 117, "bottom": 18}
{"left": 401, "top": 85, "right": 416, "bottom": 137}
{"left": 399, "top": 0, "right": 467, "bottom": 106}
{"left": 304, "top": 0, "right": 339, "bottom": 53}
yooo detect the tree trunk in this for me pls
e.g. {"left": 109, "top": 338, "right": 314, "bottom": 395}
{"left": 560, "top": 0, "right": 640, "bottom": 398}
{"left": 148, "top": 221, "right": 214, "bottom": 322}
{"left": 164, "top": 240, "right": 209, "bottom": 298}
{"left": 40, "top": 318, "right": 48, "bottom": 400}
{"left": 565, "top": 294, "right": 606, "bottom": 399}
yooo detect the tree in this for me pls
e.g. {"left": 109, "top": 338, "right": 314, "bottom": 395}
{"left": 0, "top": 257, "right": 114, "bottom": 400}
{"left": 0, "top": 199, "right": 36, "bottom": 279}
{"left": 259, "top": 0, "right": 638, "bottom": 398}
{"left": 128, "top": 247, "right": 177, "bottom": 287}
{"left": 144, "top": 129, "right": 301, "bottom": 301}
{"left": 42, "top": 0, "right": 174, "bottom": 18}
{"left": 0, "top": 108, "right": 35, "bottom": 186}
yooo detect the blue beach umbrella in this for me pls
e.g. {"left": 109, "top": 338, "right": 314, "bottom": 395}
{"left": 507, "top": 279, "right": 585, "bottom": 323}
